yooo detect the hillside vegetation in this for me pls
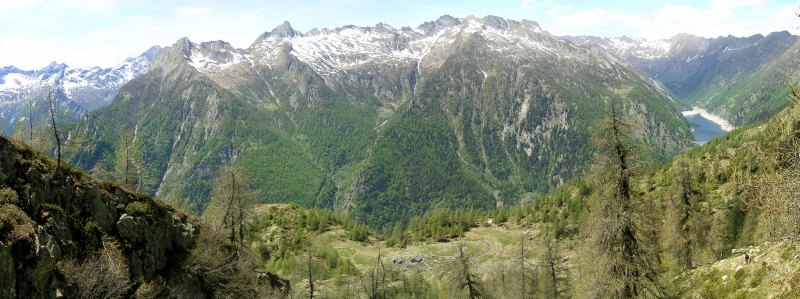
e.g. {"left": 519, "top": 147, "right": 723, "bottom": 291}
{"left": 0, "top": 136, "right": 286, "bottom": 298}
{"left": 1, "top": 82, "right": 798, "bottom": 298}
{"left": 241, "top": 91, "right": 800, "bottom": 298}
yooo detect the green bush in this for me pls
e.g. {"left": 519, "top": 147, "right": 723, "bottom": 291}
{"left": 41, "top": 203, "right": 66, "bottom": 218}
{"left": 0, "top": 204, "right": 34, "bottom": 244}
{"left": 0, "top": 188, "right": 18, "bottom": 204}
{"left": 125, "top": 201, "right": 153, "bottom": 218}
{"left": 750, "top": 262, "right": 770, "bottom": 287}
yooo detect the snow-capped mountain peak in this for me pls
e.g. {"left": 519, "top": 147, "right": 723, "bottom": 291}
{"left": 180, "top": 15, "right": 572, "bottom": 86}
{"left": 0, "top": 47, "right": 160, "bottom": 129}
{"left": 564, "top": 35, "right": 672, "bottom": 60}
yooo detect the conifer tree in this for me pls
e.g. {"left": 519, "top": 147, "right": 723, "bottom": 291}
{"left": 307, "top": 247, "right": 315, "bottom": 299}
{"left": 747, "top": 84, "right": 800, "bottom": 240}
{"left": 668, "top": 158, "right": 699, "bottom": 269}
{"left": 515, "top": 232, "right": 536, "bottom": 298}
{"left": 203, "top": 165, "right": 257, "bottom": 254}
{"left": 115, "top": 126, "right": 136, "bottom": 187}
{"left": 579, "top": 105, "right": 661, "bottom": 298}
{"left": 541, "top": 234, "right": 568, "bottom": 298}
{"left": 446, "top": 243, "right": 485, "bottom": 298}
{"left": 12, "top": 95, "right": 50, "bottom": 153}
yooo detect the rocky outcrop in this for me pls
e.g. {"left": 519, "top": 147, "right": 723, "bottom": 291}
{"left": 0, "top": 136, "right": 201, "bottom": 297}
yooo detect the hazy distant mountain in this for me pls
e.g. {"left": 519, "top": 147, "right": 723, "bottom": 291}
{"left": 566, "top": 32, "right": 800, "bottom": 125}
{"left": 0, "top": 46, "right": 160, "bottom": 132}
{"left": 72, "top": 15, "right": 694, "bottom": 227}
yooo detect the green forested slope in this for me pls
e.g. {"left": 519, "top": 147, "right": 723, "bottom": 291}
{"left": 346, "top": 34, "right": 693, "bottom": 227}
{"left": 692, "top": 38, "right": 800, "bottom": 126}
{"left": 68, "top": 17, "right": 694, "bottom": 228}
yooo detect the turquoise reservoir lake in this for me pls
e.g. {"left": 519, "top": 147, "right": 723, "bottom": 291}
{"left": 684, "top": 113, "right": 727, "bottom": 143}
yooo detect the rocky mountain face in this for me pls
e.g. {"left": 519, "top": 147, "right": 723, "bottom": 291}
{"left": 566, "top": 32, "right": 800, "bottom": 125}
{"left": 72, "top": 15, "right": 694, "bottom": 227}
{"left": 0, "top": 46, "right": 160, "bottom": 132}
{"left": 0, "top": 137, "right": 191, "bottom": 298}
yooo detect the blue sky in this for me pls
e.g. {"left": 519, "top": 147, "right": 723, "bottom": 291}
{"left": 1, "top": 0, "right": 798, "bottom": 69}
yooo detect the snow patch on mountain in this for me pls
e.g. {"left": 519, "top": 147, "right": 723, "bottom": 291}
{"left": 0, "top": 73, "right": 41, "bottom": 92}
{"left": 189, "top": 49, "right": 248, "bottom": 73}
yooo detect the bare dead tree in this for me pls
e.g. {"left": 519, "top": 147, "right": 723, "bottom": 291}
{"left": 27, "top": 94, "right": 34, "bottom": 142}
{"left": 46, "top": 88, "right": 62, "bottom": 173}
{"left": 307, "top": 249, "right": 315, "bottom": 299}
{"left": 60, "top": 237, "right": 131, "bottom": 298}
{"left": 361, "top": 245, "right": 386, "bottom": 299}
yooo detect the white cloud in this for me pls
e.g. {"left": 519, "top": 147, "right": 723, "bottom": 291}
{"left": 519, "top": 0, "right": 570, "bottom": 16}
{"left": 651, "top": 3, "right": 734, "bottom": 35}
{"left": 779, "top": 2, "right": 800, "bottom": 18}
{"left": 546, "top": 1, "right": 799, "bottom": 39}
{"left": 552, "top": 9, "right": 649, "bottom": 32}
{"left": 709, "top": 0, "right": 765, "bottom": 9}
{"left": 178, "top": 7, "right": 211, "bottom": 17}
{"left": 0, "top": 37, "right": 62, "bottom": 69}
{"left": 0, "top": 0, "right": 42, "bottom": 9}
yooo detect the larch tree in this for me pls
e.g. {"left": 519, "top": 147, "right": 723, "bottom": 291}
{"left": 307, "top": 247, "right": 315, "bottom": 299}
{"left": 579, "top": 105, "right": 662, "bottom": 298}
{"left": 446, "top": 243, "right": 485, "bottom": 299}
{"left": 515, "top": 232, "right": 536, "bottom": 299}
{"left": 114, "top": 126, "right": 135, "bottom": 187}
{"left": 668, "top": 158, "right": 700, "bottom": 270}
{"left": 541, "top": 233, "right": 568, "bottom": 298}
{"left": 16, "top": 94, "right": 37, "bottom": 143}
{"left": 26, "top": 94, "right": 34, "bottom": 142}
{"left": 747, "top": 83, "right": 800, "bottom": 240}
{"left": 488, "top": 256, "right": 509, "bottom": 297}
{"left": 203, "top": 165, "right": 257, "bottom": 254}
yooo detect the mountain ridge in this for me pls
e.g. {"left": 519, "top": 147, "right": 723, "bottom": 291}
{"left": 565, "top": 31, "right": 800, "bottom": 126}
